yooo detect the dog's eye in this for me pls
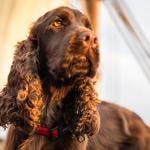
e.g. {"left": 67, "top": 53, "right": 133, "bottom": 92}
{"left": 52, "top": 18, "right": 63, "bottom": 27}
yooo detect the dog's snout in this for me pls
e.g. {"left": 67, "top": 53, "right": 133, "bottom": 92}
{"left": 78, "top": 31, "right": 98, "bottom": 49}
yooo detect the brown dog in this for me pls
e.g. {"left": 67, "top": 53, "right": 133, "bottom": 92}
{"left": 0, "top": 6, "right": 150, "bottom": 150}
{"left": 0, "top": 6, "right": 100, "bottom": 150}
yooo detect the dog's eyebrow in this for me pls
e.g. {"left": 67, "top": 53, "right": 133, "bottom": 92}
{"left": 56, "top": 9, "right": 74, "bottom": 20}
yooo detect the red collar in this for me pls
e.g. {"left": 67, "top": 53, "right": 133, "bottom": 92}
{"left": 36, "top": 125, "right": 69, "bottom": 140}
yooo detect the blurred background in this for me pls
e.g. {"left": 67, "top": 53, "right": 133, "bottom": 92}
{"left": 0, "top": 0, "right": 150, "bottom": 147}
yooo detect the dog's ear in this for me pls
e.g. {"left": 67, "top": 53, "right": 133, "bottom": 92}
{"left": 64, "top": 77, "right": 101, "bottom": 141}
{"left": 0, "top": 10, "right": 54, "bottom": 130}
{"left": 0, "top": 28, "right": 43, "bottom": 130}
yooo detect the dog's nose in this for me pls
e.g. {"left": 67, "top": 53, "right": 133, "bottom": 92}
{"left": 78, "top": 31, "right": 98, "bottom": 49}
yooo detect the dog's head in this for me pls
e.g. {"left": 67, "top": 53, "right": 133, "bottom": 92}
{"left": 32, "top": 7, "right": 99, "bottom": 80}
{"left": 0, "top": 7, "right": 100, "bottom": 132}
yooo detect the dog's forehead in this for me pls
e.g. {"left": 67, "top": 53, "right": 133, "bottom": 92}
{"left": 52, "top": 7, "right": 87, "bottom": 21}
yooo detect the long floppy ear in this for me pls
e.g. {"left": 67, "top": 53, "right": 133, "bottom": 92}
{"left": 64, "top": 77, "right": 100, "bottom": 141}
{"left": 0, "top": 10, "right": 54, "bottom": 130}
{"left": 0, "top": 32, "right": 43, "bottom": 130}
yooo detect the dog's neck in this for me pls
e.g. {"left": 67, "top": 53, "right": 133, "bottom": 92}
{"left": 49, "top": 84, "right": 73, "bottom": 106}
{"left": 41, "top": 81, "right": 74, "bottom": 128}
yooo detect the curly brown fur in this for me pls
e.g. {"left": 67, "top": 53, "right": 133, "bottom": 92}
{"left": 63, "top": 77, "right": 100, "bottom": 140}
{"left": 0, "top": 39, "right": 43, "bottom": 130}
{"left": 0, "top": 7, "right": 100, "bottom": 150}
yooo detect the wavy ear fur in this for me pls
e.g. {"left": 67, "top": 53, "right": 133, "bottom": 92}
{"left": 63, "top": 77, "right": 100, "bottom": 140}
{"left": 0, "top": 33, "right": 43, "bottom": 130}
{"left": 0, "top": 10, "right": 58, "bottom": 130}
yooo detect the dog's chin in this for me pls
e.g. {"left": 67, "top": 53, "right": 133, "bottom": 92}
{"left": 59, "top": 67, "right": 96, "bottom": 82}
{"left": 48, "top": 56, "right": 98, "bottom": 81}
{"left": 48, "top": 68, "right": 97, "bottom": 84}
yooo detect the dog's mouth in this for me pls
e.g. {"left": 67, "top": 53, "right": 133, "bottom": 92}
{"left": 87, "top": 58, "right": 96, "bottom": 78}
{"left": 60, "top": 51, "right": 98, "bottom": 80}
{"left": 86, "top": 49, "right": 99, "bottom": 78}
{"left": 48, "top": 54, "right": 98, "bottom": 82}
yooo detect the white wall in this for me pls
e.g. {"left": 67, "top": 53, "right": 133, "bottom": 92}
{"left": 100, "top": 0, "right": 150, "bottom": 125}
